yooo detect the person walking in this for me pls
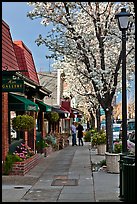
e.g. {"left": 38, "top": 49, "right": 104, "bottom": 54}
{"left": 71, "top": 121, "right": 77, "bottom": 146}
{"left": 77, "top": 122, "right": 84, "bottom": 146}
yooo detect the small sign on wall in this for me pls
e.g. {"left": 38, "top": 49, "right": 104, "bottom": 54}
{"left": 2, "top": 79, "right": 24, "bottom": 92}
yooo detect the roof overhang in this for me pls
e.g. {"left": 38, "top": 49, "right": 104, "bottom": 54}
{"left": 2, "top": 70, "right": 52, "bottom": 97}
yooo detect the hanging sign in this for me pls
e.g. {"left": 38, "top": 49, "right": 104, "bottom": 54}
{"left": 2, "top": 79, "right": 24, "bottom": 92}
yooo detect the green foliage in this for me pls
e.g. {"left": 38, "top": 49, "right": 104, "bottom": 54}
{"left": 3, "top": 153, "right": 23, "bottom": 175}
{"left": 3, "top": 143, "right": 35, "bottom": 174}
{"left": 84, "top": 131, "right": 91, "bottom": 142}
{"left": 113, "top": 141, "right": 122, "bottom": 153}
{"left": 99, "top": 159, "right": 106, "bottom": 166}
{"left": 45, "top": 135, "right": 56, "bottom": 145}
{"left": 52, "top": 143, "right": 59, "bottom": 151}
{"left": 45, "top": 111, "right": 59, "bottom": 123}
{"left": 90, "top": 128, "right": 97, "bottom": 135}
{"left": 36, "top": 139, "right": 49, "bottom": 153}
{"left": 13, "top": 143, "right": 35, "bottom": 160}
{"left": 91, "top": 130, "right": 106, "bottom": 146}
{"left": 84, "top": 129, "right": 97, "bottom": 142}
{"left": 12, "top": 115, "right": 36, "bottom": 131}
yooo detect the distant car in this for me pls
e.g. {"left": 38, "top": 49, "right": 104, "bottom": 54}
{"left": 129, "top": 131, "right": 135, "bottom": 143}
{"left": 127, "top": 119, "right": 135, "bottom": 140}
{"left": 119, "top": 119, "right": 135, "bottom": 141}
{"left": 127, "top": 139, "right": 135, "bottom": 154}
{"left": 113, "top": 123, "right": 121, "bottom": 142}
{"left": 115, "top": 119, "right": 122, "bottom": 124}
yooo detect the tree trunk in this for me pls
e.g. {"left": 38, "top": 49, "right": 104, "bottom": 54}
{"left": 96, "top": 107, "right": 101, "bottom": 132}
{"left": 105, "top": 107, "right": 113, "bottom": 153}
{"left": 90, "top": 111, "right": 95, "bottom": 129}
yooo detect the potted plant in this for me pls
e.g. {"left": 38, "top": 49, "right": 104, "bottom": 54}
{"left": 3, "top": 143, "right": 36, "bottom": 175}
{"left": 105, "top": 140, "right": 122, "bottom": 173}
{"left": 106, "top": 139, "right": 135, "bottom": 174}
{"left": 44, "top": 134, "right": 58, "bottom": 155}
{"left": 84, "top": 131, "right": 92, "bottom": 142}
{"left": 3, "top": 153, "right": 23, "bottom": 175}
{"left": 12, "top": 114, "right": 36, "bottom": 144}
{"left": 91, "top": 130, "right": 106, "bottom": 155}
{"left": 36, "top": 138, "right": 49, "bottom": 154}
{"left": 45, "top": 111, "right": 59, "bottom": 123}
{"left": 113, "top": 141, "right": 122, "bottom": 153}
{"left": 12, "top": 115, "right": 36, "bottom": 131}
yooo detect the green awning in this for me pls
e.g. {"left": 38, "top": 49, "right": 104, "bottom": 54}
{"left": 9, "top": 93, "right": 39, "bottom": 112}
{"left": 36, "top": 101, "right": 52, "bottom": 112}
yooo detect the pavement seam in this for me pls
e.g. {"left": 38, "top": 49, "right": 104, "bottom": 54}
{"left": 89, "top": 145, "right": 96, "bottom": 202}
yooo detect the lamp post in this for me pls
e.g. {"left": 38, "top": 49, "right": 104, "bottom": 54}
{"left": 115, "top": 8, "right": 132, "bottom": 153}
{"left": 115, "top": 8, "right": 133, "bottom": 200}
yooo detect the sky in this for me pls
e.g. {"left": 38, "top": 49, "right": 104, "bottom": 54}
{"left": 2, "top": 2, "right": 53, "bottom": 72}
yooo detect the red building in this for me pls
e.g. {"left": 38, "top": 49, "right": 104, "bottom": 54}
{"left": 2, "top": 20, "right": 19, "bottom": 162}
{"left": 13, "top": 40, "right": 39, "bottom": 84}
{"left": 2, "top": 20, "right": 51, "bottom": 164}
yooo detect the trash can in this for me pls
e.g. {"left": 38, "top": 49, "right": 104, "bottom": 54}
{"left": 123, "top": 162, "right": 135, "bottom": 202}
{"left": 119, "top": 153, "right": 126, "bottom": 199}
{"left": 119, "top": 155, "right": 135, "bottom": 202}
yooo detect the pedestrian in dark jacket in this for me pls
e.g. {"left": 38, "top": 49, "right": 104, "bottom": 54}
{"left": 77, "top": 123, "right": 84, "bottom": 146}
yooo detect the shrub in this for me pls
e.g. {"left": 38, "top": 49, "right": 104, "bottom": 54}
{"left": 12, "top": 115, "right": 36, "bottom": 131}
{"left": 91, "top": 131, "right": 106, "bottom": 146}
{"left": 45, "top": 135, "right": 56, "bottom": 145}
{"left": 90, "top": 128, "right": 97, "bottom": 135}
{"left": 113, "top": 141, "right": 122, "bottom": 153}
{"left": 3, "top": 153, "right": 22, "bottom": 175}
{"left": 99, "top": 159, "right": 106, "bottom": 166}
{"left": 45, "top": 111, "right": 59, "bottom": 123}
{"left": 36, "top": 139, "right": 49, "bottom": 153}
{"left": 13, "top": 143, "right": 35, "bottom": 160}
{"left": 84, "top": 129, "right": 97, "bottom": 142}
{"left": 84, "top": 131, "right": 91, "bottom": 142}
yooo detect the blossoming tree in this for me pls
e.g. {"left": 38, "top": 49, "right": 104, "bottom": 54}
{"left": 56, "top": 62, "right": 101, "bottom": 130}
{"left": 27, "top": 2, "right": 135, "bottom": 152}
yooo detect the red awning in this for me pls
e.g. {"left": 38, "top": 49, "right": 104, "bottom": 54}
{"left": 60, "top": 107, "right": 70, "bottom": 113}
{"left": 61, "top": 100, "right": 71, "bottom": 112}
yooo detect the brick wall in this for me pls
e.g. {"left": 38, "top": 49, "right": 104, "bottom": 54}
{"left": 42, "top": 112, "right": 46, "bottom": 138}
{"left": 2, "top": 93, "right": 9, "bottom": 163}
{"left": 10, "top": 154, "right": 42, "bottom": 175}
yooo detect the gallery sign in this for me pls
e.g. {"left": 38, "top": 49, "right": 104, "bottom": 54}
{"left": 2, "top": 79, "right": 24, "bottom": 92}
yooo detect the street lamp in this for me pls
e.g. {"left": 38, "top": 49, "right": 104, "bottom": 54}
{"left": 115, "top": 8, "right": 132, "bottom": 153}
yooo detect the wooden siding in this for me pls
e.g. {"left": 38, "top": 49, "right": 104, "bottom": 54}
{"left": 13, "top": 41, "right": 40, "bottom": 85}
{"left": 2, "top": 20, "right": 19, "bottom": 71}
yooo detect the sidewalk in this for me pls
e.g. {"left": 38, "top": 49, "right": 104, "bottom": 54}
{"left": 2, "top": 140, "right": 121, "bottom": 202}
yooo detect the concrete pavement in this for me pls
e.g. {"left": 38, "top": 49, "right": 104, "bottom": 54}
{"left": 2, "top": 140, "right": 121, "bottom": 202}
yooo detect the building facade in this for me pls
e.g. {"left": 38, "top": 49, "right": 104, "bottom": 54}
{"left": 2, "top": 20, "right": 51, "bottom": 163}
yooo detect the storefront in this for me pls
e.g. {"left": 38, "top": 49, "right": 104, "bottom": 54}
{"left": 2, "top": 20, "right": 52, "bottom": 163}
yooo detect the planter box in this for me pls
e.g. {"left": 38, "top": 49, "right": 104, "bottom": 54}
{"left": 58, "top": 139, "right": 64, "bottom": 150}
{"left": 56, "top": 133, "right": 69, "bottom": 150}
{"left": 97, "top": 144, "right": 106, "bottom": 155}
{"left": 10, "top": 154, "right": 42, "bottom": 176}
{"left": 105, "top": 152, "right": 120, "bottom": 173}
{"left": 43, "top": 145, "right": 53, "bottom": 157}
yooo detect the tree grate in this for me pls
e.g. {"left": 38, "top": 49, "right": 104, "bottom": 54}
{"left": 51, "top": 179, "right": 78, "bottom": 186}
